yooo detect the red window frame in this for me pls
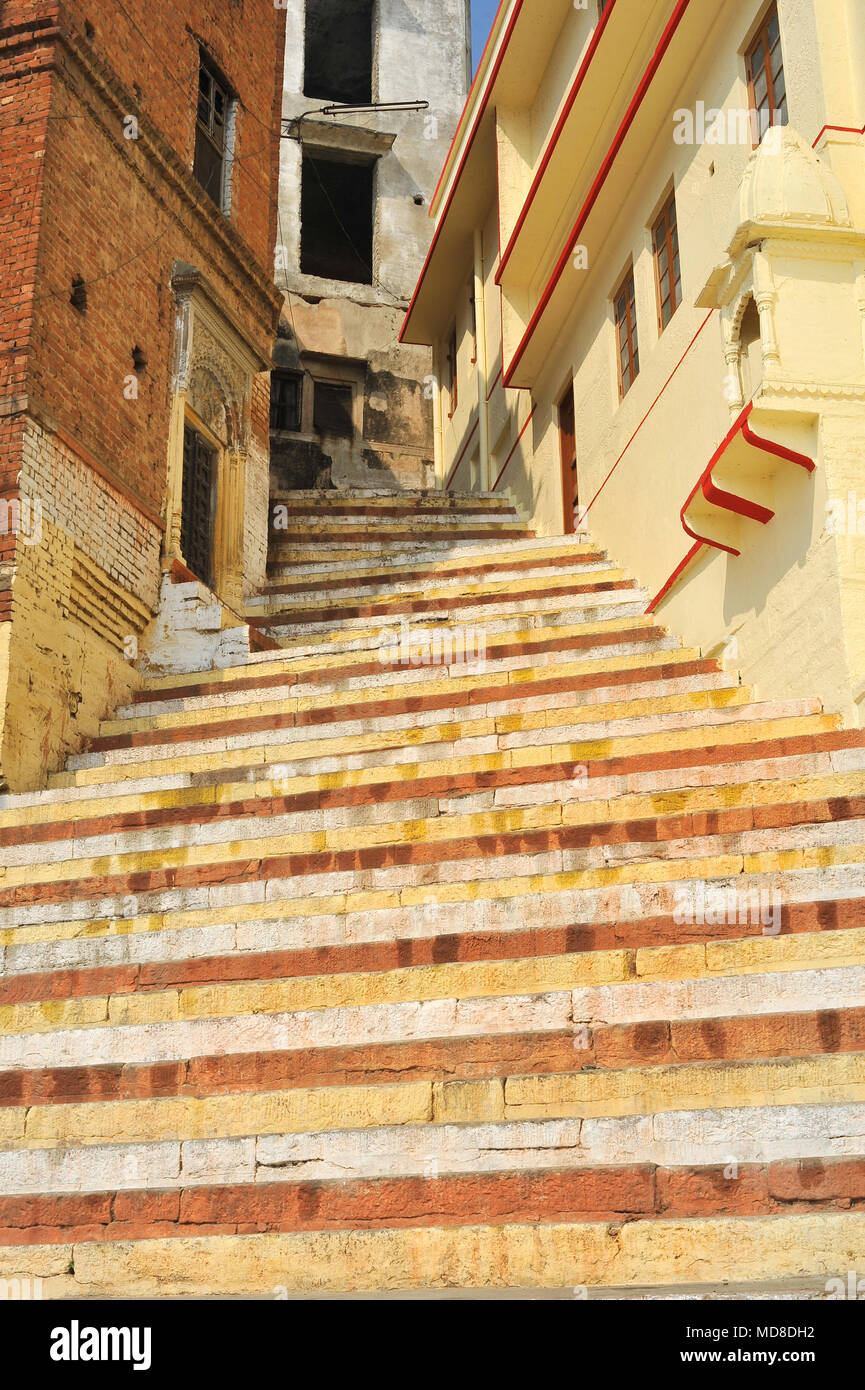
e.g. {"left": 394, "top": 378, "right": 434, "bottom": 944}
{"left": 614, "top": 266, "right": 639, "bottom": 399}
{"left": 746, "top": 4, "right": 787, "bottom": 145}
{"left": 652, "top": 191, "right": 682, "bottom": 332}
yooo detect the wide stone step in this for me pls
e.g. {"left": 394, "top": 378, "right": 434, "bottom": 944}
{"left": 260, "top": 545, "right": 609, "bottom": 601}
{"left": 250, "top": 581, "right": 642, "bottom": 638}
{"left": 250, "top": 603, "right": 651, "bottom": 662}
{"left": 3, "top": 858, "right": 863, "bottom": 973}
{"left": 57, "top": 709, "right": 837, "bottom": 788}
{"left": 250, "top": 558, "right": 625, "bottom": 613}
{"left": 5, "top": 1211, "right": 865, "bottom": 1297}
{"left": 0, "top": 724, "right": 848, "bottom": 871}
{"left": 1, "top": 907, "right": 862, "bottom": 1046}
{"left": 116, "top": 665, "right": 737, "bottom": 724}
{"left": 81, "top": 641, "right": 704, "bottom": 754}
{"left": 268, "top": 488, "right": 517, "bottom": 510}
{"left": 99, "top": 676, "right": 755, "bottom": 746}
{"left": 3, "top": 499, "right": 864, "bottom": 1301}
{"left": 264, "top": 535, "right": 606, "bottom": 583}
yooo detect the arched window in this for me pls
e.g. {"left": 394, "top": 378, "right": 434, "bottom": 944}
{"left": 738, "top": 297, "right": 763, "bottom": 403}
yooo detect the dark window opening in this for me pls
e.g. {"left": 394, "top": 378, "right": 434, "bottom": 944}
{"left": 194, "top": 52, "right": 231, "bottom": 208}
{"left": 614, "top": 266, "right": 639, "bottom": 398}
{"left": 746, "top": 4, "right": 787, "bottom": 143}
{"left": 270, "top": 371, "right": 303, "bottom": 432}
{"left": 313, "top": 381, "right": 354, "bottom": 438}
{"left": 304, "top": 0, "right": 373, "bottom": 105}
{"left": 301, "top": 155, "right": 374, "bottom": 284}
{"left": 558, "top": 382, "right": 578, "bottom": 536}
{"left": 653, "top": 191, "right": 681, "bottom": 331}
{"left": 181, "top": 424, "right": 216, "bottom": 587}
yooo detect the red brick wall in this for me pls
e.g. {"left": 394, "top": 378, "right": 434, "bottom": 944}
{"left": 0, "top": 7, "right": 58, "bottom": 590}
{"left": 0, "top": 0, "right": 285, "bottom": 533}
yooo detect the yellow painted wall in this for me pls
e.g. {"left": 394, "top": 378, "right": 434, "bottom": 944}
{"left": 431, "top": 0, "right": 865, "bottom": 724}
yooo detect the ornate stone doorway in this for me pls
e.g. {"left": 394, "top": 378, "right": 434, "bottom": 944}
{"left": 180, "top": 423, "right": 217, "bottom": 587}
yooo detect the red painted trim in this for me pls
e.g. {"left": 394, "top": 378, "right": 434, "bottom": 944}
{"left": 680, "top": 404, "right": 753, "bottom": 515}
{"left": 701, "top": 474, "right": 774, "bottom": 525}
{"left": 680, "top": 512, "right": 740, "bottom": 557}
{"left": 742, "top": 416, "right": 816, "bottom": 474}
{"left": 399, "top": 0, "right": 525, "bottom": 344}
{"left": 495, "top": 0, "right": 618, "bottom": 285}
{"left": 655, "top": 404, "right": 818, "bottom": 607}
{"left": 492, "top": 405, "right": 535, "bottom": 491}
{"left": 583, "top": 310, "right": 715, "bottom": 519}
{"left": 503, "top": 0, "right": 693, "bottom": 388}
{"left": 444, "top": 418, "right": 479, "bottom": 490}
{"left": 678, "top": 404, "right": 754, "bottom": 556}
{"left": 646, "top": 540, "right": 702, "bottom": 613}
{"left": 812, "top": 123, "right": 865, "bottom": 147}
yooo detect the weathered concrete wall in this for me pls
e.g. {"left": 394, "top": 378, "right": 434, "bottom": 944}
{"left": 275, "top": 0, "right": 470, "bottom": 491}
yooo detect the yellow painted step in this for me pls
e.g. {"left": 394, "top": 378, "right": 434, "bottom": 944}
{"left": 2, "top": 924, "right": 862, "bottom": 1038}
{"left": 3, "top": 1052, "right": 864, "bottom": 1149}
{"left": 47, "top": 711, "right": 840, "bottom": 792}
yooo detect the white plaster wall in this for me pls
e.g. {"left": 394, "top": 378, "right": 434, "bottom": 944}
{"left": 278, "top": 0, "right": 469, "bottom": 305}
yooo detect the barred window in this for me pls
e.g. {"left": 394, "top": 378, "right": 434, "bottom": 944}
{"left": 194, "top": 53, "right": 233, "bottom": 210}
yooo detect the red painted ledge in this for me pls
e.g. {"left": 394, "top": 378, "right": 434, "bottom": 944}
{"left": 648, "top": 405, "right": 816, "bottom": 611}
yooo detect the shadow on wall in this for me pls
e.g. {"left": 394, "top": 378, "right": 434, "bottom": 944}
{"left": 721, "top": 455, "right": 818, "bottom": 630}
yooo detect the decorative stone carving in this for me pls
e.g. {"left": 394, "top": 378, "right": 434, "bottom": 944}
{"left": 733, "top": 123, "right": 852, "bottom": 247}
{"left": 700, "top": 126, "right": 865, "bottom": 415}
{"left": 187, "top": 319, "right": 249, "bottom": 450}
{"left": 163, "top": 265, "right": 264, "bottom": 592}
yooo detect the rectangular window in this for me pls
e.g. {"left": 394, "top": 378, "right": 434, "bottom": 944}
{"left": 614, "top": 267, "right": 639, "bottom": 398}
{"left": 194, "top": 53, "right": 232, "bottom": 209}
{"left": 313, "top": 381, "right": 354, "bottom": 438}
{"left": 304, "top": 0, "right": 373, "bottom": 105}
{"left": 446, "top": 325, "right": 458, "bottom": 414}
{"left": 746, "top": 4, "right": 787, "bottom": 142}
{"left": 652, "top": 191, "right": 682, "bottom": 331}
{"left": 300, "top": 154, "right": 374, "bottom": 284}
{"left": 270, "top": 371, "right": 303, "bottom": 432}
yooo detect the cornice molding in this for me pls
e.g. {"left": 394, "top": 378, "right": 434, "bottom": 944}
{"left": 44, "top": 23, "right": 281, "bottom": 330}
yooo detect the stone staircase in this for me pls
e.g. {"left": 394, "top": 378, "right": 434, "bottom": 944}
{"left": 2, "top": 488, "right": 865, "bottom": 1298}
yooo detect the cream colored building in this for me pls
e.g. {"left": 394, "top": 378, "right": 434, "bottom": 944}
{"left": 402, "top": 0, "right": 865, "bottom": 725}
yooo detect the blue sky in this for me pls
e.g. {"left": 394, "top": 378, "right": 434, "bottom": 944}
{"left": 471, "top": 0, "right": 500, "bottom": 73}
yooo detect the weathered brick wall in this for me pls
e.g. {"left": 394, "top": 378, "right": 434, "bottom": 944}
{"left": 13, "top": 0, "right": 283, "bottom": 519}
{"left": 0, "top": 6, "right": 56, "bottom": 591}
{"left": 20, "top": 419, "right": 163, "bottom": 611}
{"left": 0, "top": 0, "right": 286, "bottom": 787}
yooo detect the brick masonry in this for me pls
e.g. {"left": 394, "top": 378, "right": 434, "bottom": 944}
{"left": 0, "top": 0, "right": 286, "bottom": 789}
